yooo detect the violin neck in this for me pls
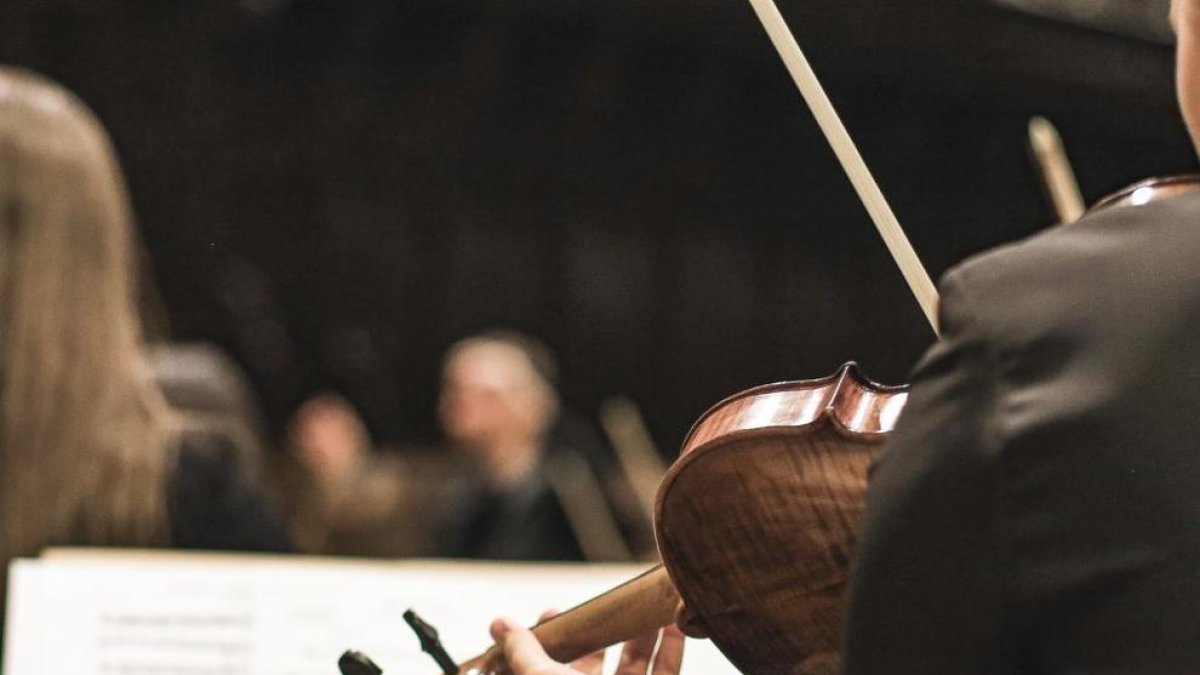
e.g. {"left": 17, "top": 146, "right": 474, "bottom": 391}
{"left": 457, "top": 565, "right": 679, "bottom": 674}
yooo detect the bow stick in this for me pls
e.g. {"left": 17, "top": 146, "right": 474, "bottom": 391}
{"left": 1028, "top": 116, "right": 1086, "bottom": 224}
{"left": 745, "top": 0, "right": 941, "bottom": 336}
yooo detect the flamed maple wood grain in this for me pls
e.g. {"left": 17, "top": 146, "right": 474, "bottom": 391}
{"left": 453, "top": 364, "right": 907, "bottom": 675}
{"left": 658, "top": 364, "right": 905, "bottom": 675}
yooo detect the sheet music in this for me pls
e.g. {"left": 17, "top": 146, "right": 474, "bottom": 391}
{"left": 3, "top": 553, "right": 739, "bottom": 675}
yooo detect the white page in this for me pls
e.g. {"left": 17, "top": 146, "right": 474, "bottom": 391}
{"left": 4, "top": 553, "right": 739, "bottom": 675}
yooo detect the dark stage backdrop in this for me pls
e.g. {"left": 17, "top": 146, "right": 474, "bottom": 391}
{"left": 1, "top": 0, "right": 1193, "bottom": 451}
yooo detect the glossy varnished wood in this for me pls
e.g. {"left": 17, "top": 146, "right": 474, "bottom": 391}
{"left": 453, "top": 364, "right": 908, "bottom": 675}
{"left": 681, "top": 365, "right": 907, "bottom": 456}
{"left": 456, "top": 566, "right": 680, "bottom": 675}
{"left": 658, "top": 364, "right": 907, "bottom": 675}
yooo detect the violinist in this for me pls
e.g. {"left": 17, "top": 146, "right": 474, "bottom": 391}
{"left": 843, "top": 0, "right": 1200, "bottom": 671}
{"left": 487, "top": 0, "right": 1200, "bottom": 671}
{"left": 435, "top": 332, "right": 587, "bottom": 561}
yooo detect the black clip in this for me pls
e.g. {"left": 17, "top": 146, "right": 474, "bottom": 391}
{"left": 404, "top": 609, "right": 459, "bottom": 675}
{"left": 338, "top": 650, "right": 383, "bottom": 675}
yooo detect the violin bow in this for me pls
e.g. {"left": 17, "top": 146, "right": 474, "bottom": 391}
{"left": 745, "top": 0, "right": 942, "bottom": 337}
{"left": 1028, "top": 116, "right": 1086, "bottom": 224}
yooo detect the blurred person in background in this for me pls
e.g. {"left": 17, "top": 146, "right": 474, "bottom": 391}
{"left": 282, "top": 332, "right": 653, "bottom": 561}
{"left": 146, "top": 341, "right": 273, "bottom": 478}
{"left": 435, "top": 331, "right": 634, "bottom": 562}
{"left": 0, "top": 66, "right": 290, "bottom": 625}
{"left": 283, "top": 391, "right": 453, "bottom": 556}
{"left": 285, "top": 392, "right": 379, "bottom": 552}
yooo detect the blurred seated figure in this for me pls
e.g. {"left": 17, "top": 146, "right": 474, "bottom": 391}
{"left": 282, "top": 333, "right": 652, "bottom": 561}
{"left": 146, "top": 341, "right": 271, "bottom": 475}
{"left": 286, "top": 392, "right": 376, "bottom": 551}
{"left": 0, "top": 66, "right": 291, "bottom": 618}
{"left": 435, "top": 331, "right": 632, "bottom": 562}
{"left": 290, "top": 393, "right": 374, "bottom": 502}
{"left": 283, "top": 392, "right": 451, "bottom": 556}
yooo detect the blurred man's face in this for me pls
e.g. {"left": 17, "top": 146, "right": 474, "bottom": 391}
{"left": 438, "top": 343, "right": 544, "bottom": 448}
{"left": 1175, "top": 0, "right": 1200, "bottom": 156}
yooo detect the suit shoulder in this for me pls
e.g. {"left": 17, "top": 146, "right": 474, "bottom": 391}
{"left": 934, "top": 234, "right": 1044, "bottom": 334}
{"left": 937, "top": 193, "right": 1200, "bottom": 345}
{"left": 947, "top": 192, "right": 1200, "bottom": 295}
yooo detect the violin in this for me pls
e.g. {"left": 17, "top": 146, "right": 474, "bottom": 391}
{"left": 452, "top": 365, "right": 907, "bottom": 675}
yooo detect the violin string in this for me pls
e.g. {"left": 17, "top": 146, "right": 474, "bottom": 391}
{"left": 745, "top": 0, "right": 942, "bottom": 336}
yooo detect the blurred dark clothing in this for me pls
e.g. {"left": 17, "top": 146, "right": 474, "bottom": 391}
{"left": 436, "top": 466, "right": 584, "bottom": 561}
{"left": 544, "top": 411, "right": 656, "bottom": 558}
{"left": 844, "top": 194, "right": 1200, "bottom": 673}
{"left": 434, "top": 414, "right": 626, "bottom": 562}
{"left": 286, "top": 411, "right": 649, "bottom": 561}
{"left": 168, "top": 430, "right": 293, "bottom": 552}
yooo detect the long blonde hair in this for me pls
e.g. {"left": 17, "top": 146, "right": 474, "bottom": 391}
{"left": 0, "top": 67, "right": 173, "bottom": 572}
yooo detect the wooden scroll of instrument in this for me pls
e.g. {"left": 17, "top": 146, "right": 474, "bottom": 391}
{"left": 1028, "top": 117, "right": 1086, "bottom": 224}
{"left": 450, "top": 2, "right": 938, "bottom": 675}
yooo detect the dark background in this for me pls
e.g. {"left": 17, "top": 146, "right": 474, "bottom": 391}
{"left": 2, "top": 0, "right": 1193, "bottom": 453}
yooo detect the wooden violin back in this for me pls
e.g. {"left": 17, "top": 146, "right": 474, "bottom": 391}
{"left": 656, "top": 364, "right": 907, "bottom": 675}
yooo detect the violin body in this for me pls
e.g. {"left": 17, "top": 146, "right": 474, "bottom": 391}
{"left": 658, "top": 364, "right": 906, "bottom": 675}
{"left": 452, "top": 364, "right": 907, "bottom": 675}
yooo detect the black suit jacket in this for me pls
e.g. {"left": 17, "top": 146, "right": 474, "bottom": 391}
{"left": 843, "top": 193, "right": 1200, "bottom": 673}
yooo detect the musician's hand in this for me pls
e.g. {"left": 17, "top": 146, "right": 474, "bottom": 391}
{"left": 488, "top": 617, "right": 685, "bottom": 675}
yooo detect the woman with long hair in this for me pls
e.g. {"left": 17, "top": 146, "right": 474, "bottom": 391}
{"left": 0, "top": 66, "right": 289, "bottom": 618}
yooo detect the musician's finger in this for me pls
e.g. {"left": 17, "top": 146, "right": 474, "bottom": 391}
{"left": 490, "top": 618, "right": 556, "bottom": 675}
{"left": 614, "top": 630, "right": 659, "bottom": 675}
{"left": 538, "top": 609, "right": 560, "bottom": 623}
{"left": 651, "top": 625, "right": 686, "bottom": 675}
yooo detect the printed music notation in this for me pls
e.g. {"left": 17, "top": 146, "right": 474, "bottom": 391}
{"left": 3, "top": 552, "right": 739, "bottom": 675}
